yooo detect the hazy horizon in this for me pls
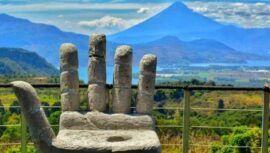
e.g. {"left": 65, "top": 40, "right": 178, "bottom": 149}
{"left": 1, "top": 0, "right": 270, "bottom": 35}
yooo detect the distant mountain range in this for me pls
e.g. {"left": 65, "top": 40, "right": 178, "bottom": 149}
{"left": 0, "top": 13, "right": 89, "bottom": 66}
{"left": 0, "top": 48, "right": 58, "bottom": 76}
{"left": 110, "top": 2, "right": 270, "bottom": 55}
{"left": 132, "top": 36, "right": 263, "bottom": 65}
{"left": 0, "top": 2, "right": 269, "bottom": 68}
{"left": 110, "top": 2, "right": 222, "bottom": 43}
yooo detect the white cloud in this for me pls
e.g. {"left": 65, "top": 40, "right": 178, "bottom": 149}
{"left": 0, "top": 2, "right": 169, "bottom": 12}
{"left": 192, "top": 7, "right": 208, "bottom": 12}
{"left": 78, "top": 16, "right": 130, "bottom": 28}
{"left": 137, "top": 7, "right": 150, "bottom": 14}
{"left": 78, "top": 16, "right": 139, "bottom": 34}
{"left": 255, "top": 2, "right": 266, "bottom": 6}
{"left": 0, "top": 2, "right": 169, "bottom": 34}
{"left": 186, "top": 2, "right": 270, "bottom": 28}
{"left": 57, "top": 14, "right": 64, "bottom": 18}
{"left": 5, "top": 1, "right": 270, "bottom": 34}
{"left": 64, "top": 20, "right": 70, "bottom": 24}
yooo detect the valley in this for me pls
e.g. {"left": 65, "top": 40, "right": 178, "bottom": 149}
{"left": 155, "top": 64, "right": 270, "bottom": 87}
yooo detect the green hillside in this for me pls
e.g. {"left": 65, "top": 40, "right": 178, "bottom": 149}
{"left": 0, "top": 48, "right": 58, "bottom": 76}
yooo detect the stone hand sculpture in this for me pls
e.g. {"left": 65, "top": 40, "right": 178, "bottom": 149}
{"left": 12, "top": 34, "right": 161, "bottom": 153}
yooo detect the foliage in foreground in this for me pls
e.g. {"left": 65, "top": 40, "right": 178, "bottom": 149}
{"left": 211, "top": 126, "right": 261, "bottom": 153}
{"left": 5, "top": 145, "right": 37, "bottom": 153}
{"left": 0, "top": 79, "right": 265, "bottom": 153}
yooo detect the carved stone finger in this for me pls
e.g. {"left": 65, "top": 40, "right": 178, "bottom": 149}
{"left": 60, "top": 43, "right": 80, "bottom": 111}
{"left": 113, "top": 45, "right": 132, "bottom": 113}
{"left": 136, "top": 54, "right": 157, "bottom": 115}
{"left": 12, "top": 81, "right": 55, "bottom": 153}
{"left": 88, "top": 34, "right": 107, "bottom": 112}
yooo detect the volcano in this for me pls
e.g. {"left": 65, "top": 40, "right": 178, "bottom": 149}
{"left": 110, "top": 2, "right": 222, "bottom": 43}
{"left": 110, "top": 2, "right": 270, "bottom": 55}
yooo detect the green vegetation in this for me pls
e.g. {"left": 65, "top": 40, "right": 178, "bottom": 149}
{"left": 0, "top": 78, "right": 265, "bottom": 152}
{"left": 211, "top": 127, "right": 261, "bottom": 153}
{"left": 0, "top": 48, "right": 58, "bottom": 76}
{"left": 155, "top": 66, "right": 270, "bottom": 87}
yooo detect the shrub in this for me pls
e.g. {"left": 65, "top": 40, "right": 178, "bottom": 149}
{"left": 211, "top": 126, "right": 261, "bottom": 153}
{"left": 49, "top": 110, "right": 61, "bottom": 133}
{"left": 6, "top": 145, "right": 37, "bottom": 153}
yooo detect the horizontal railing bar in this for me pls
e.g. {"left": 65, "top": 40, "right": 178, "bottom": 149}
{"left": 0, "top": 106, "right": 62, "bottom": 108}
{"left": 0, "top": 106, "right": 262, "bottom": 112}
{"left": 0, "top": 106, "right": 183, "bottom": 110}
{"left": 25, "top": 142, "right": 184, "bottom": 147}
{"left": 191, "top": 126, "right": 253, "bottom": 130}
{"left": 0, "top": 143, "right": 21, "bottom": 146}
{"left": 154, "top": 107, "right": 184, "bottom": 110}
{"left": 0, "top": 124, "right": 257, "bottom": 130}
{"left": 156, "top": 125, "right": 183, "bottom": 128}
{"left": 190, "top": 144, "right": 261, "bottom": 148}
{"left": 0, "top": 84, "right": 268, "bottom": 91}
{"left": 191, "top": 107, "right": 262, "bottom": 112}
{"left": 48, "top": 125, "right": 185, "bottom": 128}
{"left": 0, "top": 143, "right": 218, "bottom": 147}
{"left": 187, "top": 86, "right": 265, "bottom": 91}
{"left": 0, "top": 124, "right": 21, "bottom": 127}
{"left": 0, "top": 124, "right": 256, "bottom": 130}
{"left": 161, "top": 144, "right": 182, "bottom": 146}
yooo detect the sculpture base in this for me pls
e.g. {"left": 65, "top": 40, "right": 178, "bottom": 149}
{"left": 52, "top": 129, "right": 161, "bottom": 153}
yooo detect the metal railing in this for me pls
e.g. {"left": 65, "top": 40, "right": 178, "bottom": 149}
{"left": 0, "top": 84, "right": 269, "bottom": 153}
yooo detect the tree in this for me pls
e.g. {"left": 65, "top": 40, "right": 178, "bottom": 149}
{"left": 217, "top": 99, "right": 225, "bottom": 113}
{"left": 154, "top": 90, "right": 167, "bottom": 102}
{"left": 191, "top": 79, "right": 201, "bottom": 85}
{"left": 9, "top": 101, "right": 20, "bottom": 114}
{"left": 169, "top": 89, "right": 183, "bottom": 100}
{"left": 49, "top": 111, "right": 61, "bottom": 133}
{"left": 50, "top": 101, "right": 61, "bottom": 114}
{"left": 1, "top": 114, "right": 21, "bottom": 141}
{"left": 0, "top": 100, "right": 5, "bottom": 115}
{"left": 41, "top": 102, "right": 50, "bottom": 116}
{"left": 206, "top": 80, "right": 216, "bottom": 86}
{"left": 211, "top": 127, "right": 261, "bottom": 153}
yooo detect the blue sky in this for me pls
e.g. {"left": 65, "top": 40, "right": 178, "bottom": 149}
{"left": 1, "top": 0, "right": 270, "bottom": 35}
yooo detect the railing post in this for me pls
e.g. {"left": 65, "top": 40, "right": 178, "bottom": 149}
{"left": 21, "top": 114, "right": 27, "bottom": 153}
{"left": 183, "top": 87, "right": 191, "bottom": 153}
{"left": 262, "top": 87, "right": 269, "bottom": 153}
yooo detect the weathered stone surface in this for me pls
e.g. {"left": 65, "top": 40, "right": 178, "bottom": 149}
{"left": 12, "top": 35, "right": 161, "bottom": 153}
{"left": 114, "top": 45, "right": 132, "bottom": 64}
{"left": 113, "top": 63, "right": 132, "bottom": 87}
{"left": 60, "top": 111, "right": 154, "bottom": 130}
{"left": 89, "top": 34, "right": 106, "bottom": 58}
{"left": 88, "top": 57, "right": 106, "bottom": 84}
{"left": 52, "top": 130, "right": 161, "bottom": 153}
{"left": 112, "top": 87, "right": 132, "bottom": 113}
{"left": 60, "top": 43, "right": 78, "bottom": 71}
{"left": 136, "top": 92, "right": 154, "bottom": 114}
{"left": 60, "top": 71, "right": 79, "bottom": 92}
{"left": 139, "top": 54, "right": 157, "bottom": 74}
{"left": 138, "top": 74, "right": 155, "bottom": 95}
{"left": 61, "top": 91, "right": 80, "bottom": 111}
{"left": 136, "top": 54, "right": 157, "bottom": 115}
{"left": 12, "top": 81, "right": 55, "bottom": 153}
{"left": 88, "top": 84, "right": 107, "bottom": 112}
{"left": 60, "top": 43, "right": 80, "bottom": 112}
{"left": 113, "top": 45, "right": 132, "bottom": 113}
{"left": 88, "top": 34, "right": 107, "bottom": 112}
